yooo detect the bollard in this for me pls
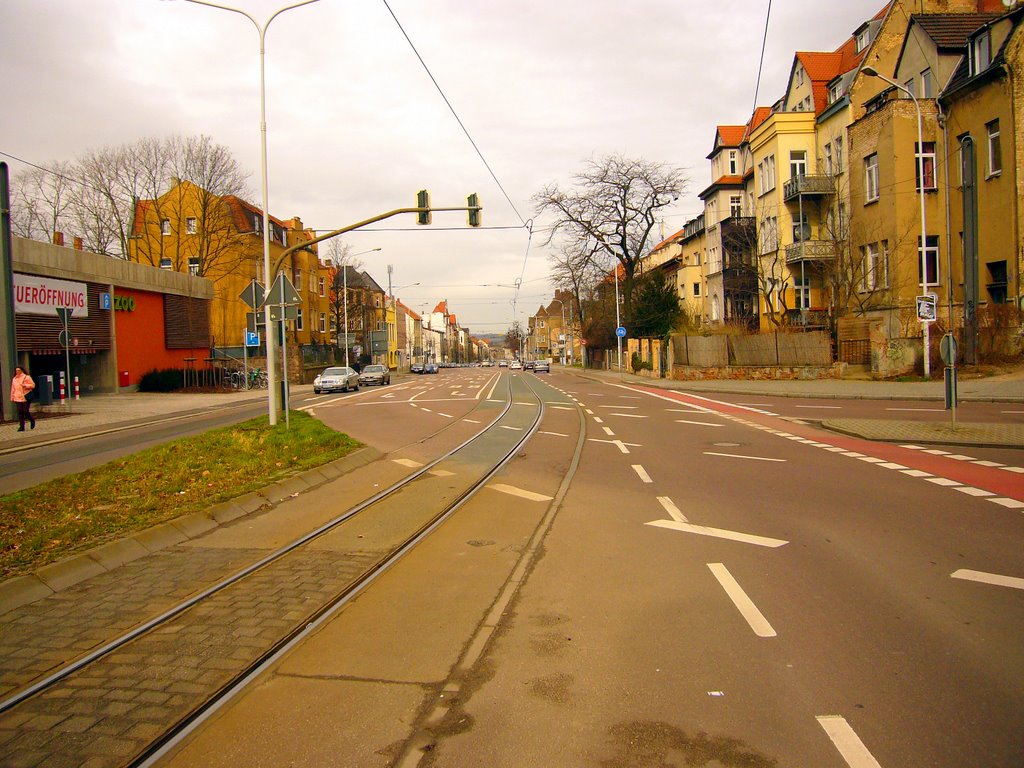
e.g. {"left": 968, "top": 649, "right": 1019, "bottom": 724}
{"left": 74, "top": 376, "right": 80, "bottom": 400}
{"left": 59, "top": 372, "right": 66, "bottom": 404}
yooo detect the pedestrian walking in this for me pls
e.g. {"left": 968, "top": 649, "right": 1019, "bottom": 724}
{"left": 10, "top": 366, "right": 36, "bottom": 431}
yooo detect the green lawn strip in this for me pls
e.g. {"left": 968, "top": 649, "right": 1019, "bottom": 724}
{"left": 0, "top": 411, "right": 361, "bottom": 579}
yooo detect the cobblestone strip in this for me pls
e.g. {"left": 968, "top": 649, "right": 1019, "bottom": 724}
{"left": 0, "top": 547, "right": 266, "bottom": 700}
{"left": 0, "top": 549, "right": 384, "bottom": 768}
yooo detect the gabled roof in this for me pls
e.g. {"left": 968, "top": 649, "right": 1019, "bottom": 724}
{"left": 913, "top": 13, "right": 1001, "bottom": 48}
{"left": 651, "top": 226, "right": 688, "bottom": 252}
{"left": 360, "top": 271, "right": 385, "bottom": 293}
{"left": 706, "top": 125, "right": 747, "bottom": 158}
{"left": 433, "top": 300, "right": 448, "bottom": 315}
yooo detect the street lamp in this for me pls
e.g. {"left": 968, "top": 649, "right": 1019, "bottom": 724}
{"left": 338, "top": 247, "right": 381, "bottom": 367}
{"left": 862, "top": 66, "right": 930, "bottom": 378}
{"left": 179, "top": 0, "right": 321, "bottom": 425}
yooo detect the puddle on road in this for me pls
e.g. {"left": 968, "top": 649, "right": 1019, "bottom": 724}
{"left": 601, "top": 720, "right": 778, "bottom": 768}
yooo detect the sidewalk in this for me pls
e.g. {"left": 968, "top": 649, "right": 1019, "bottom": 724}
{"left": 568, "top": 366, "right": 1024, "bottom": 449}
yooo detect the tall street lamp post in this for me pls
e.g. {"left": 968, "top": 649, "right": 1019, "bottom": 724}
{"left": 863, "top": 66, "right": 930, "bottom": 378}
{"left": 179, "top": 0, "right": 320, "bottom": 424}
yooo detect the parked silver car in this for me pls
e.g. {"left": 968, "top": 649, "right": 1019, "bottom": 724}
{"left": 313, "top": 366, "right": 359, "bottom": 393}
{"left": 358, "top": 364, "right": 391, "bottom": 386}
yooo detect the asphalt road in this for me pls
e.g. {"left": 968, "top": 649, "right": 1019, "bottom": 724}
{"left": 146, "top": 368, "right": 1024, "bottom": 767}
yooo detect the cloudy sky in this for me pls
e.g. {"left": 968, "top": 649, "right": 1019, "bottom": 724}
{"left": 2, "top": 0, "right": 883, "bottom": 334}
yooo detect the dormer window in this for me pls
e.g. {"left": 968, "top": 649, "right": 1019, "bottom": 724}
{"left": 971, "top": 29, "right": 992, "bottom": 75}
{"left": 828, "top": 81, "right": 842, "bottom": 104}
{"left": 855, "top": 26, "right": 871, "bottom": 53}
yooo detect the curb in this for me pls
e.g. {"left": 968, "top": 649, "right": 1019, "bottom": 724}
{"left": 0, "top": 445, "right": 383, "bottom": 617}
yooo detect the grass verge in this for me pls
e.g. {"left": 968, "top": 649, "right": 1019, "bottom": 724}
{"left": 0, "top": 410, "right": 361, "bottom": 579}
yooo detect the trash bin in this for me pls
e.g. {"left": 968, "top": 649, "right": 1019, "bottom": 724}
{"left": 119, "top": 370, "right": 130, "bottom": 387}
{"left": 37, "top": 375, "right": 54, "bottom": 406}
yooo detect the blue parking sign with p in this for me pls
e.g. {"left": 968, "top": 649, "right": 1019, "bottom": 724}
{"left": 245, "top": 331, "right": 260, "bottom": 347}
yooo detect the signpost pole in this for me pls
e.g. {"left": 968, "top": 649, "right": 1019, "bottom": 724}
{"left": 243, "top": 327, "right": 249, "bottom": 390}
{"left": 281, "top": 319, "right": 289, "bottom": 429}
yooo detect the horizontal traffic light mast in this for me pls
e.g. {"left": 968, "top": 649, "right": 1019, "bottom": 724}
{"left": 270, "top": 191, "right": 482, "bottom": 276}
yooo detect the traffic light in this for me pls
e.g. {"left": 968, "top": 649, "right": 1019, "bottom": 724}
{"left": 467, "top": 193, "right": 481, "bottom": 227}
{"left": 416, "top": 189, "right": 431, "bottom": 225}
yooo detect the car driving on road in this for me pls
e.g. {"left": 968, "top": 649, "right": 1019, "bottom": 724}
{"left": 313, "top": 366, "right": 360, "bottom": 393}
{"left": 358, "top": 364, "right": 391, "bottom": 386}
{"left": 533, "top": 360, "right": 550, "bottom": 373}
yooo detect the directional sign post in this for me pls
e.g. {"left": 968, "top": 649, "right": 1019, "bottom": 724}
{"left": 263, "top": 273, "right": 301, "bottom": 428}
{"left": 239, "top": 279, "right": 265, "bottom": 311}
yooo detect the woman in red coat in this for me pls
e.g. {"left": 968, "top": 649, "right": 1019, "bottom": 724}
{"left": 10, "top": 366, "right": 36, "bottom": 431}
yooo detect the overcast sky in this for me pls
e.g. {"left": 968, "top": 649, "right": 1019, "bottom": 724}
{"left": 1, "top": 0, "right": 883, "bottom": 334}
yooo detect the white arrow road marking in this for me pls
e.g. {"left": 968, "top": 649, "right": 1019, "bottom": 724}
{"left": 816, "top": 716, "right": 883, "bottom": 768}
{"left": 707, "top": 563, "right": 776, "bottom": 638}
{"left": 704, "top": 452, "right": 787, "bottom": 463}
{"left": 488, "top": 483, "right": 553, "bottom": 502}
{"left": 632, "top": 465, "right": 652, "bottom": 483}
{"left": 952, "top": 569, "right": 1024, "bottom": 590}
{"left": 647, "top": 519, "right": 788, "bottom": 547}
{"left": 393, "top": 458, "right": 423, "bottom": 468}
{"left": 657, "top": 496, "right": 687, "bottom": 523}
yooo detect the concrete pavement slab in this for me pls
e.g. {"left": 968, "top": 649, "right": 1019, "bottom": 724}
{"left": 86, "top": 537, "right": 151, "bottom": 570}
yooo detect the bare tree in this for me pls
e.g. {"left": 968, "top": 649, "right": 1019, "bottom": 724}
{"left": 9, "top": 162, "right": 76, "bottom": 243}
{"left": 533, "top": 154, "right": 687, "bottom": 324}
{"left": 325, "top": 241, "right": 365, "bottom": 351}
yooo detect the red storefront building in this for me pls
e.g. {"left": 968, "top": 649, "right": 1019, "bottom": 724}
{"left": 10, "top": 236, "right": 212, "bottom": 394}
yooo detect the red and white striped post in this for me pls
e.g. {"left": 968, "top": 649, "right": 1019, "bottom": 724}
{"left": 73, "top": 376, "right": 80, "bottom": 400}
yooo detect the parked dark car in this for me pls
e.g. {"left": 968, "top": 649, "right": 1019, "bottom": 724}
{"left": 410, "top": 363, "right": 424, "bottom": 374}
{"left": 524, "top": 360, "right": 536, "bottom": 370}
{"left": 313, "top": 366, "right": 360, "bottom": 393}
{"left": 358, "top": 364, "right": 391, "bottom": 386}
{"left": 424, "top": 363, "right": 439, "bottom": 374}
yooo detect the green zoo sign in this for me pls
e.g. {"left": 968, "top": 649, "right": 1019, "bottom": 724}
{"left": 113, "top": 295, "right": 136, "bottom": 311}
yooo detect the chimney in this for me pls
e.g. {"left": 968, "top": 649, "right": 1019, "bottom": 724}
{"left": 73, "top": 236, "right": 83, "bottom": 251}
{"left": 53, "top": 232, "right": 64, "bottom": 246}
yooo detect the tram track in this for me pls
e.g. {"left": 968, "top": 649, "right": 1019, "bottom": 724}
{"left": 0, "top": 373, "right": 548, "bottom": 768}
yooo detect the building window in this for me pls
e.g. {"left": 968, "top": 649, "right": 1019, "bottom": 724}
{"left": 318, "top": 277, "right": 326, "bottom": 297}
{"left": 293, "top": 268, "right": 302, "bottom": 289}
{"left": 859, "top": 241, "right": 889, "bottom": 291}
{"left": 920, "top": 69, "right": 933, "bottom": 98}
{"left": 972, "top": 30, "right": 991, "bottom": 74}
{"left": 186, "top": 217, "right": 197, "bottom": 235}
{"left": 792, "top": 212, "right": 809, "bottom": 242}
{"left": 161, "top": 219, "right": 171, "bottom": 236}
{"left": 865, "top": 153, "right": 879, "bottom": 203}
{"left": 986, "top": 120, "right": 1001, "bottom": 177}
{"left": 824, "top": 143, "right": 833, "bottom": 176}
{"left": 296, "top": 308, "right": 304, "bottom": 331}
{"left": 794, "top": 276, "right": 810, "bottom": 310}
{"left": 918, "top": 235, "right": 940, "bottom": 286}
{"left": 187, "top": 257, "right": 199, "bottom": 276}
{"left": 319, "top": 313, "right": 327, "bottom": 333}
{"left": 712, "top": 295, "right": 720, "bottom": 322}
{"left": 159, "top": 257, "right": 172, "bottom": 269}
{"left": 759, "top": 216, "right": 778, "bottom": 254}
{"left": 903, "top": 77, "right": 915, "bottom": 96}
{"left": 729, "top": 150, "right": 738, "bottom": 175}
{"left": 693, "top": 283, "right": 701, "bottom": 297}
{"left": 729, "top": 194, "right": 742, "bottom": 218}
{"left": 915, "top": 142, "right": 936, "bottom": 191}
{"left": 856, "top": 28, "right": 870, "bottom": 52}
{"left": 795, "top": 66, "right": 804, "bottom": 87}
{"left": 828, "top": 81, "right": 842, "bottom": 104}
{"left": 790, "top": 150, "right": 807, "bottom": 180}
{"left": 834, "top": 137, "right": 844, "bottom": 173}
{"left": 986, "top": 260, "right": 1008, "bottom": 303}
{"left": 758, "top": 154, "right": 776, "bottom": 195}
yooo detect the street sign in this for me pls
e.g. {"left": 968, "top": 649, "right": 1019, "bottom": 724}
{"left": 916, "top": 294, "right": 937, "bottom": 322}
{"left": 56, "top": 307, "right": 74, "bottom": 325}
{"left": 239, "top": 279, "right": 265, "bottom": 310}
{"left": 246, "top": 312, "right": 267, "bottom": 334}
{"left": 268, "top": 305, "right": 299, "bottom": 323}
{"left": 100, "top": 293, "right": 111, "bottom": 310}
{"left": 337, "top": 333, "right": 357, "bottom": 346}
{"left": 265, "top": 274, "right": 300, "bottom": 307}
{"left": 615, "top": 326, "right": 627, "bottom": 338}
{"left": 940, "top": 333, "right": 958, "bottom": 366}
{"left": 58, "top": 330, "right": 68, "bottom": 347}
{"left": 245, "top": 330, "right": 260, "bottom": 347}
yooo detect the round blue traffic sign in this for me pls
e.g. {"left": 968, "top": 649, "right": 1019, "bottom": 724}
{"left": 615, "top": 326, "right": 627, "bottom": 338}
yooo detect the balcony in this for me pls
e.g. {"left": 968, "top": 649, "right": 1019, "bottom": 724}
{"left": 783, "top": 175, "right": 834, "bottom": 202}
{"left": 785, "top": 239, "right": 835, "bottom": 265}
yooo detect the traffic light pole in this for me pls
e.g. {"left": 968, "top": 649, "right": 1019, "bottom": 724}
{"left": 265, "top": 200, "right": 481, "bottom": 418}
